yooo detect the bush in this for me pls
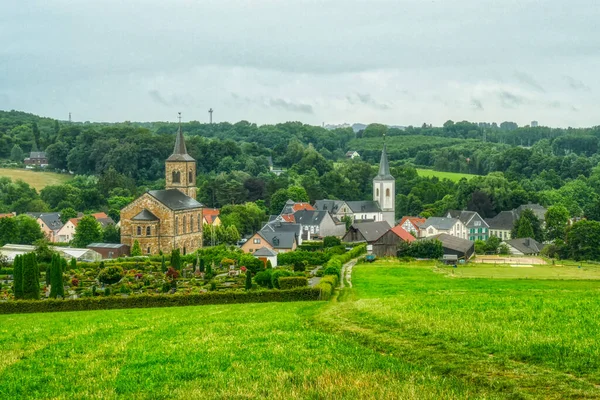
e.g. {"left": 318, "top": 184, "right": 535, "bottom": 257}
{"left": 323, "top": 236, "right": 341, "bottom": 248}
{"left": 254, "top": 270, "right": 273, "bottom": 288}
{"left": 271, "top": 269, "right": 294, "bottom": 289}
{"left": 278, "top": 276, "right": 308, "bottom": 289}
{"left": 0, "top": 268, "right": 14, "bottom": 275}
{"left": 316, "top": 275, "right": 338, "bottom": 300}
{"left": 321, "top": 244, "right": 367, "bottom": 279}
{"left": 278, "top": 251, "right": 330, "bottom": 267}
{"left": 98, "top": 266, "right": 124, "bottom": 285}
{"left": 0, "top": 288, "right": 323, "bottom": 314}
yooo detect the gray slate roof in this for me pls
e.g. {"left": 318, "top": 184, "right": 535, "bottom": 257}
{"left": 87, "top": 243, "right": 128, "bottom": 249}
{"left": 446, "top": 210, "right": 489, "bottom": 228}
{"left": 515, "top": 204, "right": 547, "bottom": 221}
{"left": 261, "top": 221, "right": 302, "bottom": 234}
{"left": 346, "top": 201, "right": 382, "bottom": 213}
{"left": 348, "top": 221, "right": 392, "bottom": 242}
{"left": 485, "top": 211, "right": 516, "bottom": 230}
{"left": 426, "top": 233, "right": 474, "bottom": 254}
{"left": 314, "top": 199, "right": 347, "bottom": 214}
{"left": 166, "top": 126, "right": 195, "bottom": 161}
{"left": 293, "top": 210, "right": 328, "bottom": 226}
{"left": 374, "top": 144, "right": 394, "bottom": 180}
{"left": 505, "top": 238, "right": 545, "bottom": 254}
{"left": 132, "top": 209, "right": 159, "bottom": 221}
{"left": 35, "top": 212, "right": 63, "bottom": 231}
{"left": 257, "top": 231, "right": 297, "bottom": 249}
{"left": 29, "top": 152, "right": 47, "bottom": 159}
{"left": 253, "top": 247, "right": 278, "bottom": 257}
{"left": 421, "top": 217, "right": 458, "bottom": 231}
{"left": 148, "top": 189, "right": 203, "bottom": 210}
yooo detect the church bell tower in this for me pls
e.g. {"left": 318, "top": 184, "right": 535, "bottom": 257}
{"left": 373, "top": 135, "right": 395, "bottom": 226}
{"left": 165, "top": 113, "right": 197, "bottom": 199}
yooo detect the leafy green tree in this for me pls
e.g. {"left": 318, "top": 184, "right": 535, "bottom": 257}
{"left": 484, "top": 236, "right": 501, "bottom": 254}
{"left": 516, "top": 218, "right": 534, "bottom": 239}
{"left": 131, "top": 240, "right": 142, "bottom": 256}
{"left": 22, "top": 252, "right": 40, "bottom": 300}
{"left": 14, "top": 215, "right": 44, "bottom": 245}
{"left": 323, "top": 236, "right": 341, "bottom": 248}
{"left": 13, "top": 254, "right": 24, "bottom": 299}
{"left": 170, "top": 249, "right": 181, "bottom": 271}
{"left": 102, "top": 224, "right": 120, "bottom": 243}
{"left": 70, "top": 258, "right": 76, "bottom": 270}
{"left": 72, "top": 216, "right": 102, "bottom": 247}
{"left": 59, "top": 207, "right": 78, "bottom": 224}
{"left": 10, "top": 144, "right": 23, "bottom": 162}
{"left": 49, "top": 254, "right": 64, "bottom": 299}
{"left": 266, "top": 260, "right": 273, "bottom": 269}
{"left": 34, "top": 239, "right": 53, "bottom": 263}
{"left": 199, "top": 258, "right": 205, "bottom": 273}
{"left": 0, "top": 217, "right": 18, "bottom": 246}
{"left": 567, "top": 220, "right": 600, "bottom": 261}
{"left": 545, "top": 205, "right": 570, "bottom": 241}
{"left": 161, "top": 254, "right": 167, "bottom": 272}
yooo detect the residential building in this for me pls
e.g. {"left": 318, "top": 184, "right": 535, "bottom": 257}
{"left": 202, "top": 208, "right": 221, "bottom": 226}
{"left": 313, "top": 200, "right": 352, "bottom": 221}
{"left": 55, "top": 213, "right": 115, "bottom": 243}
{"left": 293, "top": 209, "right": 345, "bottom": 240}
{"left": 345, "top": 151, "right": 360, "bottom": 159}
{"left": 27, "top": 212, "right": 63, "bottom": 243}
{"left": 446, "top": 210, "right": 489, "bottom": 241}
{"left": 0, "top": 212, "right": 16, "bottom": 219}
{"left": 398, "top": 216, "right": 426, "bottom": 237}
{"left": 504, "top": 238, "right": 545, "bottom": 255}
{"left": 241, "top": 231, "right": 298, "bottom": 254}
{"left": 120, "top": 124, "right": 203, "bottom": 255}
{"left": 486, "top": 203, "right": 547, "bottom": 241}
{"left": 419, "top": 217, "right": 464, "bottom": 238}
{"left": 23, "top": 151, "right": 48, "bottom": 167}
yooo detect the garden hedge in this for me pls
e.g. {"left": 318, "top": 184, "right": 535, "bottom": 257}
{"left": 0, "top": 268, "right": 14, "bottom": 275}
{"left": 316, "top": 276, "right": 338, "bottom": 300}
{"left": 322, "top": 244, "right": 367, "bottom": 278}
{"left": 0, "top": 287, "right": 324, "bottom": 314}
{"left": 278, "top": 276, "right": 308, "bottom": 289}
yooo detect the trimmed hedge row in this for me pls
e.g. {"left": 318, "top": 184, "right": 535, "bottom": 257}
{"left": 322, "top": 244, "right": 367, "bottom": 278}
{"left": 0, "top": 268, "right": 14, "bottom": 275}
{"left": 0, "top": 288, "right": 322, "bottom": 315}
{"left": 316, "top": 276, "right": 338, "bottom": 300}
{"left": 278, "top": 276, "right": 308, "bottom": 289}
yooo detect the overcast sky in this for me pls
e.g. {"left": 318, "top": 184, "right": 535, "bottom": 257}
{"left": 1, "top": 0, "right": 599, "bottom": 127}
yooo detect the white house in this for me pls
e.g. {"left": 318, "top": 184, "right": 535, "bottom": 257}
{"left": 419, "top": 217, "right": 465, "bottom": 239}
{"left": 253, "top": 247, "right": 278, "bottom": 268}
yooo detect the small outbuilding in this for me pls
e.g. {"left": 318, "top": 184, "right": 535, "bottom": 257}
{"left": 342, "top": 221, "right": 392, "bottom": 244}
{"left": 253, "top": 247, "right": 278, "bottom": 268}
{"left": 87, "top": 243, "right": 130, "bottom": 259}
{"left": 504, "top": 238, "right": 545, "bottom": 255}
{"left": 372, "top": 225, "right": 415, "bottom": 257}
{"left": 427, "top": 233, "right": 475, "bottom": 260}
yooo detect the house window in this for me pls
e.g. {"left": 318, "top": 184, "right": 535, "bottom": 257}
{"left": 253, "top": 238, "right": 260, "bottom": 244}
{"left": 175, "top": 217, "right": 179, "bottom": 235}
{"left": 137, "top": 226, "right": 141, "bottom": 235}
{"left": 146, "top": 226, "right": 151, "bottom": 236}
{"left": 183, "top": 216, "right": 187, "bottom": 233}
{"left": 172, "top": 170, "right": 181, "bottom": 183}
{"left": 474, "top": 221, "right": 481, "bottom": 227}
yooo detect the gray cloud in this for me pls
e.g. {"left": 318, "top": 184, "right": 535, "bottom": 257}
{"left": 514, "top": 72, "right": 545, "bottom": 92}
{"left": 563, "top": 75, "right": 590, "bottom": 91}
{"left": 498, "top": 91, "right": 526, "bottom": 108}
{"left": 347, "top": 93, "right": 391, "bottom": 110}
{"left": 268, "top": 98, "right": 313, "bottom": 114}
{"left": 471, "top": 98, "right": 484, "bottom": 111}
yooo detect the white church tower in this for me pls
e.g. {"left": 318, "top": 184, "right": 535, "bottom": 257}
{"left": 373, "top": 137, "right": 395, "bottom": 226}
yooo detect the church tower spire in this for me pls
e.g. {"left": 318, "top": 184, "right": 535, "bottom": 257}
{"left": 165, "top": 112, "right": 197, "bottom": 199}
{"left": 373, "top": 133, "right": 395, "bottom": 226}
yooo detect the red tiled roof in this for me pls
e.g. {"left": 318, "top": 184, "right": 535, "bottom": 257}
{"left": 292, "top": 203, "right": 314, "bottom": 212}
{"left": 390, "top": 225, "right": 416, "bottom": 242}
{"left": 0, "top": 213, "right": 14, "bottom": 219}
{"left": 399, "top": 216, "right": 426, "bottom": 229}
{"left": 281, "top": 214, "right": 295, "bottom": 223}
{"left": 91, "top": 212, "right": 109, "bottom": 219}
{"left": 68, "top": 218, "right": 79, "bottom": 227}
{"left": 203, "top": 208, "right": 220, "bottom": 217}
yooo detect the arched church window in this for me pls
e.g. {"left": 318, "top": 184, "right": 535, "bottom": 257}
{"left": 376, "top": 188, "right": 379, "bottom": 197}
{"left": 183, "top": 216, "right": 187, "bottom": 233}
{"left": 386, "top": 188, "right": 390, "bottom": 197}
{"left": 146, "top": 226, "right": 151, "bottom": 236}
{"left": 175, "top": 217, "right": 179, "bottom": 235}
{"left": 147, "top": 247, "right": 151, "bottom": 254}
{"left": 198, "top": 214, "right": 201, "bottom": 231}
{"left": 172, "top": 170, "right": 181, "bottom": 183}
{"left": 190, "top": 215, "right": 194, "bottom": 232}
{"left": 189, "top": 170, "right": 193, "bottom": 183}
{"left": 137, "top": 226, "right": 141, "bottom": 236}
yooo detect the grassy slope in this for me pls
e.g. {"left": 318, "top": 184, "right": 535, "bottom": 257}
{"left": 2, "top": 262, "right": 600, "bottom": 399}
{"left": 0, "top": 168, "right": 71, "bottom": 191}
{"left": 416, "top": 168, "right": 477, "bottom": 181}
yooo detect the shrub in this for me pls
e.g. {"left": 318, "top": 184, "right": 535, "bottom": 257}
{"left": 22, "top": 253, "right": 40, "bottom": 300}
{"left": 0, "top": 268, "right": 14, "bottom": 275}
{"left": 0, "top": 288, "right": 323, "bottom": 314}
{"left": 316, "top": 275, "right": 338, "bottom": 300}
{"left": 254, "top": 270, "right": 273, "bottom": 288}
{"left": 323, "top": 236, "right": 341, "bottom": 248}
{"left": 271, "top": 269, "right": 294, "bottom": 289}
{"left": 278, "top": 276, "right": 308, "bottom": 289}
{"left": 98, "top": 266, "right": 124, "bottom": 285}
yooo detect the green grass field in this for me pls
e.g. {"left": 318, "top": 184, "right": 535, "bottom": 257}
{"left": 0, "top": 168, "right": 71, "bottom": 191}
{"left": 2, "top": 261, "right": 600, "bottom": 398}
{"left": 416, "top": 168, "right": 477, "bottom": 181}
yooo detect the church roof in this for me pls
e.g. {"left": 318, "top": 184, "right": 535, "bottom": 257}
{"left": 374, "top": 144, "right": 394, "bottom": 180}
{"left": 148, "top": 189, "right": 203, "bottom": 210}
{"left": 132, "top": 209, "right": 159, "bottom": 221}
{"left": 167, "top": 126, "right": 195, "bottom": 162}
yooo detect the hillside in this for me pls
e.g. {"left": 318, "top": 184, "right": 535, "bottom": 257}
{"left": 0, "top": 168, "right": 71, "bottom": 191}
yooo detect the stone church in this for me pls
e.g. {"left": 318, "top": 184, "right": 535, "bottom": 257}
{"left": 120, "top": 126, "right": 203, "bottom": 255}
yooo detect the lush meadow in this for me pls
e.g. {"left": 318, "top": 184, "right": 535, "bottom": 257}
{"left": 0, "top": 168, "right": 71, "bottom": 191}
{"left": 415, "top": 168, "right": 477, "bottom": 182}
{"left": 1, "top": 260, "right": 599, "bottom": 399}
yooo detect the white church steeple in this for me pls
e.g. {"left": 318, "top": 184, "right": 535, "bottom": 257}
{"left": 373, "top": 135, "right": 395, "bottom": 226}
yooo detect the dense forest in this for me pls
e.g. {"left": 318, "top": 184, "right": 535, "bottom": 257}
{"left": 1, "top": 109, "right": 600, "bottom": 243}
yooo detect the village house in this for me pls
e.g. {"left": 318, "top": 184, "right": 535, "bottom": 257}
{"left": 419, "top": 217, "right": 464, "bottom": 239}
{"left": 120, "top": 123, "right": 203, "bottom": 255}
{"left": 241, "top": 221, "right": 302, "bottom": 254}
{"left": 55, "top": 212, "right": 115, "bottom": 243}
{"left": 398, "top": 216, "right": 426, "bottom": 237}
{"left": 345, "top": 150, "right": 360, "bottom": 159}
{"left": 23, "top": 150, "right": 48, "bottom": 167}
{"left": 202, "top": 208, "right": 221, "bottom": 226}
{"left": 293, "top": 209, "right": 346, "bottom": 240}
{"left": 486, "top": 203, "right": 547, "bottom": 241}
{"left": 26, "top": 212, "right": 63, "bottom": 243}
{"left": 504, "top": 238, "right": 545, "bottom": 255}
{"left": 446, "top": 210, "right": 489, "bottom": 241}
{"left": 342, "top": 221, "right": 392, "bottom": 244}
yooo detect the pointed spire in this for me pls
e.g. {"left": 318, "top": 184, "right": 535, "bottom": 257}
{"left": 167, "top": 112, "right": 194, "bottom": 161}
{"left": 375, "top": 134, "right": 394, "bottom": 180}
